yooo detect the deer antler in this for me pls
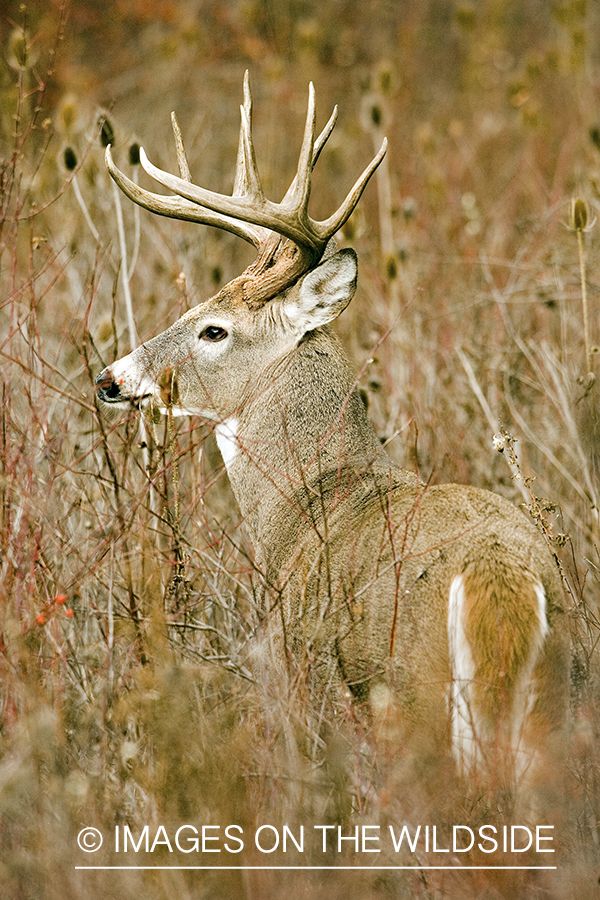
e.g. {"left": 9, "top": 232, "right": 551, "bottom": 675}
{"left": 106, "top": 72, "right": 386, "bottom": 304}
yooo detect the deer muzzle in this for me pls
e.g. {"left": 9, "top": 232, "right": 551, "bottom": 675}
{"left": 95, "top": 363, "right": 155, "bottom": 407}
{"left": 95, "top": 367, "right": 127, "bottom": 402}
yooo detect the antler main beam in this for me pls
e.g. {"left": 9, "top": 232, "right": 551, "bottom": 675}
{"left": 105, "top": 72, "right": 386, "bottom": 295}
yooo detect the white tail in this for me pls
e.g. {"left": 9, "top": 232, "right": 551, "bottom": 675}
{"left": 96, "top": 75, "right": 568, "bottom": 800}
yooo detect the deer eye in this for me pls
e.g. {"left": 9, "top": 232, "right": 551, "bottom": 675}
{"left": 200, "top": 325, "right": 228, "bottom": 342}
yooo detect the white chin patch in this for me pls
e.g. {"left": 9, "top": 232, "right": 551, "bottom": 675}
{"left": 160, "top": 404, "right": 199, "bottom": 417}
{"left": 215, "top": 418, "right": 239, "bottom": 471}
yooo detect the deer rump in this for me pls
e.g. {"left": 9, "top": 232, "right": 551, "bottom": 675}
{"left": 268, "top": 468, "right": 566, "bottom": 788}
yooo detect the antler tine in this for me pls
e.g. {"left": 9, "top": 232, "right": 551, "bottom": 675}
{"left": 288, "top": 81, "right": 317, "bottom": 212}
{"left": 239, "top": 100, "right": 263, "bottom": 203}
{"left": 171, "top": 112, "right": 191, "bottom": 182}
{"left": 281, "top": 103, "right": 337, "bottom": 206}
{"left": 233, "top": 70, "right": 252, "bottom": 196}
{"left": 315, "top": 137, "right": 388, "bottom": 242}
{"left": 312, "top": 105, "right": 337, "bottom": 168}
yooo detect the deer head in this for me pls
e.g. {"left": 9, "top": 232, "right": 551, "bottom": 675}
{"left": 95, "top": 73, "right": 386, "bottom": 423}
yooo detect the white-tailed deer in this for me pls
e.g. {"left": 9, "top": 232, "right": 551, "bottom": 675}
{"left": 96, "top": 74, "right": 567, "bottom": 798}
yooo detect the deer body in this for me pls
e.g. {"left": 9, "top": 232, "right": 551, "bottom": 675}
{"left": 96, "top": 76, "right": 567, "bottom": 794}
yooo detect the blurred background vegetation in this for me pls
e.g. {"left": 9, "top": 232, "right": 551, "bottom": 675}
{"left": 1, "top": 0, "right": 600, "bottom": 897}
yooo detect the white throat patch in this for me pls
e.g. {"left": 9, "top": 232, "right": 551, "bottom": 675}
{"left": 215, "top": 418, "right": 240, "bottom": 471}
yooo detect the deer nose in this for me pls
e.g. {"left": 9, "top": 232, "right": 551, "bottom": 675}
{"left": 95, "top": 368, "right": 125, "bottom": 402}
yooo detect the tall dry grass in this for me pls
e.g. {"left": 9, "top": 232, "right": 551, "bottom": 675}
{"left": 1, "top": 1, "right": 600, "bottom": 897}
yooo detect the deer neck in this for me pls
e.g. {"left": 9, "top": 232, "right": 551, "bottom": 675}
{"left": 216, "top": 327, "right": 391, "bottom": 556}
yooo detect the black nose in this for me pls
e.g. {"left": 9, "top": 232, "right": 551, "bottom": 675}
{"left": 95, "top": 368, "right": 124, "bottom": 402}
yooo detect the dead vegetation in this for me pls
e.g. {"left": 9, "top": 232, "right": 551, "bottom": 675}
{"left": 1, "top": 1, "right": 600, "bottom": 897}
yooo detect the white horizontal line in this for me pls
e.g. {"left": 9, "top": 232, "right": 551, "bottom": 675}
{"left": 75, "top": 865, "right": 557, "bottom": 871}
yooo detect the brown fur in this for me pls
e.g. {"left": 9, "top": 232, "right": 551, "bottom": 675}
{"left": 97, "top": 215, "right": 569, "bottom": 805}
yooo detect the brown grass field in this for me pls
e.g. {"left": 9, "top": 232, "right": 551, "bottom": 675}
{"left": 1, "top": 1, "right": 600, "bottom": 897}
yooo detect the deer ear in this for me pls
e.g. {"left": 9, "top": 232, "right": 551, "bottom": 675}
{"left": 284, "top": 248, "right": 358, "bottom": 335}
